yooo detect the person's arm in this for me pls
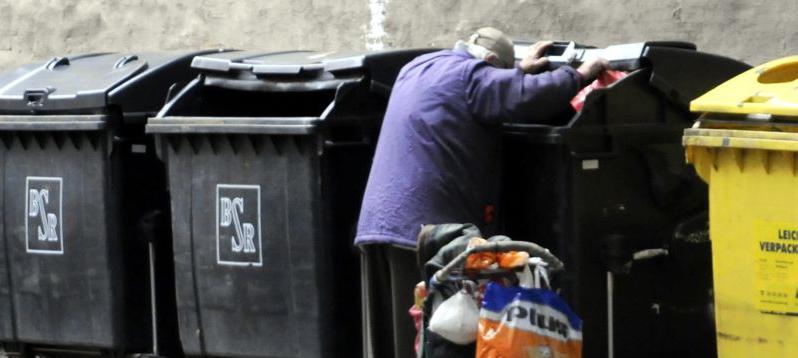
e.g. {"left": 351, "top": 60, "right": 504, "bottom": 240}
{"left": 466, "top": 40, "right": 609, "bottom": 124}
{"left": 465, "top": 63, "right": 582, "bottom": 124}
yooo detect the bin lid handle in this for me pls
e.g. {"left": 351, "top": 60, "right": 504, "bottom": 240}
{"left": 114, "top": 55, "right": 139, "bottom": 69}
{"left": 45, "top": 57, "right": 70, "bottom": 70}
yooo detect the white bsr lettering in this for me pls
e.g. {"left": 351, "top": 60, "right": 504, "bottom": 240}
{"left": 28, "top": 189, "right": 58, "bottom": 242}
{"left": 220, "top": 197, "right": 256, "bottom": 253}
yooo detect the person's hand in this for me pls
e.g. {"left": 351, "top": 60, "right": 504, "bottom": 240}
{"left": 576, "top": 57, "right": 610, "bottom": 84}
{"left": 519, "top": 41, "right": 553, "bottom": 74}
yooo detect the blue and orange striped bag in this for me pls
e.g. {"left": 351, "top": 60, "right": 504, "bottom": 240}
{"left": 477, "top": 282, "right": 582, "bottom": 358}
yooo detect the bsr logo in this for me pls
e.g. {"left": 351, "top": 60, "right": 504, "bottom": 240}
{"left": 216, "top": 184, "right": 261, "bottom": 266}
{"left": 28, "top": 189, "right": 59, "bottom": 242}
{"left": 219, "top": 197, "right": 256, "bottom": 253}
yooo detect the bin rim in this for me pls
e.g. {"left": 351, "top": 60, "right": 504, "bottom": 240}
{"left": 0, "top": 114, "right": 107, "bottom": 131}
{"left": 145, "top": 116, "right": 321, "bottom": 135}
{"left": 683, "top": 126, "right": 798, "bottom": 152}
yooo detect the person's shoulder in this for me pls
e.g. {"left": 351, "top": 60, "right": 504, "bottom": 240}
{"left": 396, "top": 50, "right": 479, "bottom": 86}
{"left": 409, "top": 49, "right": 472, "bottom": 66}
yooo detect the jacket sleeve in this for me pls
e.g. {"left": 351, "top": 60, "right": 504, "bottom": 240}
{"left": 465, "top": 62, "right": 582, "bottom": 125}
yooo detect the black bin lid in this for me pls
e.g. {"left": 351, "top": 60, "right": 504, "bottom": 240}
{"left": 501, "top": 41, "right": 751, "bottom": 145}
{"left": 511, "top": 41, "right": 750, "bottom": 109}
{"left": 190, "top": 48, "right": 434, "bottom": 94}
{"left": 0, "top": 50, "right": 223, "bottom": 114}
{"left": 148, "top": 49, "right": 435, "bottom": 135}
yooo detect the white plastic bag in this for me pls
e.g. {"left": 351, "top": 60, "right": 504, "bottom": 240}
{"left": 428, "top": 290, "right": 480, "bottom": 344}
{"left": 518, "top": 259, "right": 550, "bottom": 289}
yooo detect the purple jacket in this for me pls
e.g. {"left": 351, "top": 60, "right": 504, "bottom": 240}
{"left": 355, "top": 49, "right": 581, "bottom": 247}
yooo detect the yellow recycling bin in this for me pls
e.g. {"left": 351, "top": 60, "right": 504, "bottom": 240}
{"left": 684, "top": 56, "right": 798, "bottom": 357}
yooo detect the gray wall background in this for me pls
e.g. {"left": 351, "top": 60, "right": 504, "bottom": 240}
{"left": 0, "top": 0, "right": 796, "bottom": 71}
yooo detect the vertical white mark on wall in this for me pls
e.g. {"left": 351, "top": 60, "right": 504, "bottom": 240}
{"left": 366, "top": 0, "right": 389, "bottom": 50}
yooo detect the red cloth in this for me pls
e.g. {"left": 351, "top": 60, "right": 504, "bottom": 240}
{"left": 570, "top": 70, "right": 628, "bottom": 111}
{"left": 409, "top": 304, "right": 424, "bottom": 354}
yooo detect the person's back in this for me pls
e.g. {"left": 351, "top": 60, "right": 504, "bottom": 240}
{"left": 355, "top": 49, "right": 507, "bottom": 247}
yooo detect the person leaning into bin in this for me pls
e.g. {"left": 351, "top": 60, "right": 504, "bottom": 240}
{"left": 355, "top": 27, "right": 609, "bottom": 358}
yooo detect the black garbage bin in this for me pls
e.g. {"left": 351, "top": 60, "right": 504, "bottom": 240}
{"left": 0, "top": 51, "right": 215, "bottom": 355}
{"left": 501, "top": 42, "right": 750, "bottom": 358}
{"left": 146, "top": 49, "right": 429, "bottom": 358}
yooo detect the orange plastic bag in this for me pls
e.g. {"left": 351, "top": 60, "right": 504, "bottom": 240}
{"left": 570, "top": 70, "right": 628, "bottom": 111}
{"left": 466, "top": 238, "right": 532, "bottom": 271}
{"left": 466, "top": 238, "right": 496, "bottom": 270}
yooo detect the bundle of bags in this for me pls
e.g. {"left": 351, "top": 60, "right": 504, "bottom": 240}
{"left": 414, "top": 224, "right": 582, "bottom": 358}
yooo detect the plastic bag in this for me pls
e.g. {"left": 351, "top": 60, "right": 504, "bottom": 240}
{"left": 466, "top": 237, "right": 531, "bottom": 271}
{"left": 428, "top": 289, "right": 480, "bottom": 345}
{"left": 466, "top": 237, "right": 496, "bottom": 270}
{"left": 477, "top": 282, "right": 582, "bottom": 358}
{"left": 516, "top": 263, "right": 549, "bottom": 289}
{"left": 570, "top": 70, "right": 628, "bottom": 111}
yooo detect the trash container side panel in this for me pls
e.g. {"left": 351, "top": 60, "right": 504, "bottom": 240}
{"left": 644, "top": 46, "right": 751, "bottom": 110}
{"left": 0, "top": 148, "right": 14, "bottom": 341}
{"left": 502, "top": 141, "right": 572, "bottom": 267}
{"left": 164, "top": 137, "right": 203, "bottom": 355}
{"left": 187, "top": 134, "right": 299, "bottom": 357}
{"left": 709, "top": 147, "right": 798, "bottom": 357}
{"left": 684, "top": 145, "right": 713, "bottom": 184}
{"left": 588, "top": 71, "right": 662, "bottom": 126}
{"left": 567, "top": 70, "right": 677, "bottom": 131}
{"left": 502, "top": 142, "right": 595, "bottom": 351}
{"left": 285, "top": 137, "right": 325, "bottom": 357}
{"left": 575, "top": 140, "right": 710, "bottom": 356}
{"left": 107, "top": 51, "right": 218, "bottom": 115}
{"left": 573, "top": 157, "right": 668, "bottom": 356}
{"left": 111, "top": 138, "right": 160, "bottom": 352}
{"left": 574, "top": 73, "right": 701, "bottom": 134}
{"left": 571, "top": 156, "right": 648, "bottom": 356}
{"left": 6, "top": 132, "right": 118, "bottom": 347}
{"left": 505, "top": 135, "right": 710, "bottom": 357}
{"left": 320, "top": 141, "right": 377, "bottom": 357}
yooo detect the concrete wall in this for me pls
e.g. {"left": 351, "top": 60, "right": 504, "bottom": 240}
{"left": 0, "top": 0, "right": 796, "bottom": 71}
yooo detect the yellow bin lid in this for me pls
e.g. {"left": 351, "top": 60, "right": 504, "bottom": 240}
{"left": 691, "top": 56, "right": 798, "bottom": 116}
